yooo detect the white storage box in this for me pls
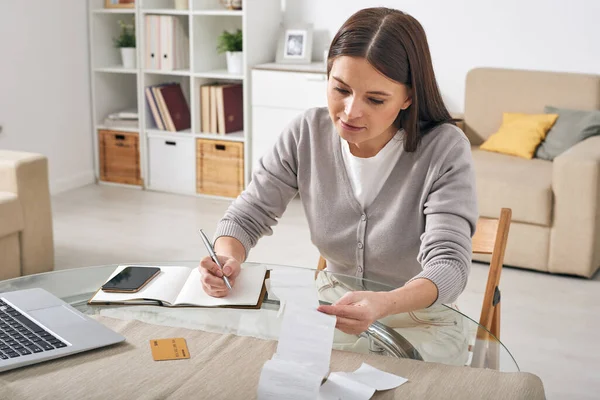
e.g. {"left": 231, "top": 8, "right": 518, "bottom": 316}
{"left": 148, "top": 135, "right": 196, "bottom": 194}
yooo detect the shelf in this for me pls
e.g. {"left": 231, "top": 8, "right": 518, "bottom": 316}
{"left": 141, "top": 9, "right": 190, "bottom": 15}
{"left": 92, "top": 9, "right": 136, "bottom": 14}
{"left": 95, "top": 66, "right": 138, "bottom": 74}
{"left": 253, "top": 62, "right": 327, "bottom": 75}
{"left": 195, "top": 131, "right": 244, "bottom": 142}
{"left": 146, "top": 129, "right": 193, "bottom": 138}
{"left": 98, "top": 181, "right": 143, "bottom": 189}
{"left": 97, "top": 125, "right": 140, "bottom": 133}
{"left": 194, "top": 69, "right": 244, "bottom": 80}
{"left": 146, "top": 129, "right": 245, "bottom": 142}
{"left": 192, "top": 10, "right": 243, "bottom": 16}
{"left": 89, "top": 0, "right": 283, "bottom": 195}
{"left": 144, "top": 69, "right": 192, "bottom": 76}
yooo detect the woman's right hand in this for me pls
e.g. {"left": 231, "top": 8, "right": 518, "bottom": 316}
{"left": 199, "top": 254, "right": 241, "bottom": 297}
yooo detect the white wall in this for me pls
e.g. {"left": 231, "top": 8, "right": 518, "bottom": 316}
{"left": 0, "top": 1, "right": 94, "bottom": 195}
{"left": 284, "top": 0, "right": 600, "bottom": 113}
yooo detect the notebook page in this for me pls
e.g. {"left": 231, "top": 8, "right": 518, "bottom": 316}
{"left": 90, "top": 265, "right": 192, "bottom": 305}
{"left": 174, "top": 265, "right": 267, "bottom": 307}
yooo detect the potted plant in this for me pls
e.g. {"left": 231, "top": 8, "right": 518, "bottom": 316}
{"left": 217, "top": 29, "right": 243, "bottom": 75}
{"left": 114, "top": 19, "right": 136, "bottom": 69}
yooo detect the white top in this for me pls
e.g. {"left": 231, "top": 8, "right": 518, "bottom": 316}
{"left": 340, "top": 130, "right": 404, "bottom": 209}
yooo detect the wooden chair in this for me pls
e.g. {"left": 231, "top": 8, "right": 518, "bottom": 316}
{"left": 316, "top": 208, "right": 512, "bottom": 367}
{"left": 473, "top": 208, "right": 512, "bottom": 342}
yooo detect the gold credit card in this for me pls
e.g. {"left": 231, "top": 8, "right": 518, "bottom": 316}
{"left": 150, "top": 338, "right": 190, "bottom": 361}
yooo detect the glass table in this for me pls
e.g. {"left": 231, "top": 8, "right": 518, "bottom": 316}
{"left": 0, "top": 261, "right": 518, "bottom": 372}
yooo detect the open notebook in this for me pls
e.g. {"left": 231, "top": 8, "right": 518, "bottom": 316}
{"left": 88, "top": 265, "right": 268, "bottom": 309}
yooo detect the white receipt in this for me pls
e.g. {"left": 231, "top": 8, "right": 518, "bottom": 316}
{"left": 276, "top": 303, "right": 336, "bottom": 377}
{"left": 269, "top": 269, "right": 320, "bottom": 308}
{"left": 257, "top": 358, "right": 323, "bottom": 400}
{"left": 319, "top": 373, "right": 375, "bottom": 400}
{"left": 258, "top": 270, "right": 338, "bottom": 399}
{"left": 319, "top": 363, "right": 408, "bottom": 399}
{"left": 258, "top": 281, "right": 336, "bottom": 399}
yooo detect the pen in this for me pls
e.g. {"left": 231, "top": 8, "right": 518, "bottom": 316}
{"left": 198, "top": 229, "right": 233, "bottom": 291}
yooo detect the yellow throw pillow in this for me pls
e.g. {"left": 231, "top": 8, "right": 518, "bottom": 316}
{"left": 480, "top": 113, "right": 559, "bottom": 159}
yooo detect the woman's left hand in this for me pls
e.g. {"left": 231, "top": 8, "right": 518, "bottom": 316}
{"left": 317, "top": 291, "right": 392, "bottom": 335}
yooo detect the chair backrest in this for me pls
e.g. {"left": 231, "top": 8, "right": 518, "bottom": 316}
{"left": 473, "top": 208, "right": 512, "bottom": 341}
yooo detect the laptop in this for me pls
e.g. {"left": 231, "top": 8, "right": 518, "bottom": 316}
{"left": 0, "top": 288, "right": 125, "bottom": 373}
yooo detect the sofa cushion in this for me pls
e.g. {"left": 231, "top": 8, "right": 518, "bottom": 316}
{"left": 479, "top": 113, "right": 558, "bottom": 159}
{"left": 472, "top": 148, "right": 553, "bottom": 226}
{"left": 0, "top": 192, "right": 24, "bottom": 238}
{"left": 535, "top": 106, "right": 600, "bottom": 161}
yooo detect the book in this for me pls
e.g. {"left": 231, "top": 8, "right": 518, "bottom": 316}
{"left": 153, "top": 85, "right": 176, "bottom": 131}
{"left": 217, "top": 83, "right": 243, "bottom": 134}
{"left": 145, "top": 86, "right": 165, "bottom": 130}
{"left": 210, "top": 85, "right": 218, "bottom": 133}
{"left": 159, "top": 83, "right": 191, "bottom": 131}
{"left": 88, "top": 264, "right": 268, "bottom": 308}
{"left": 200, "top": 84, "right": 212, "bottom": 133}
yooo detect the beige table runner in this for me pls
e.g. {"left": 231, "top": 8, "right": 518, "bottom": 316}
{"left": 0, "top": 316, "right": 545, "bottom": 400}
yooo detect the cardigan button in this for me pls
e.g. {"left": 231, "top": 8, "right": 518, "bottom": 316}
{"left": 358, "top": 242, "right": 364, "bottom": 249}
{"left": 361, "top": 214, "right": 367, "bottom": 221}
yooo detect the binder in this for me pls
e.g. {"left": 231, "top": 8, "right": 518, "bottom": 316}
{"left": 145, "top": 15, "right": 160, "bottom": 69}
{"left": 145, "top": 15, "right": 189, "bottom": 71}
{"left": 160, "top": 16, "right": 173, "bottom": 71}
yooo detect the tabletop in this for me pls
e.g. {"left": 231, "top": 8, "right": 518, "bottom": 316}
{"left": 0, "top": 261, "right": 518, "bottom": 372}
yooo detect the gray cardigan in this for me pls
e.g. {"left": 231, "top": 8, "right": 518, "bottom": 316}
{"left": 215, "top": 107, "right": 478, "bottom": 304}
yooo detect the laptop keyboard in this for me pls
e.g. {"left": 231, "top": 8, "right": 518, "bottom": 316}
{"left": 0, "top": 299, "right": 67, "bottom": 360}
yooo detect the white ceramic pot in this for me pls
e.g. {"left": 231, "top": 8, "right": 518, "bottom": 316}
{"left": 120, "top": 47, "right": 136, "bottom": 69}
{"left": 226, "top": 51, "right": 243, "bottom": 75}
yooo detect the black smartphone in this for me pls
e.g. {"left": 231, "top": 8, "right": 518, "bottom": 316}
{"left": 101, "top": 266, "right": 161, "bottom": 293}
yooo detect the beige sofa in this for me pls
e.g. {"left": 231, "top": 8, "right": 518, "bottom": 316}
{"left": 463, "top": 68, "right": 600, "bottom": 278}
{"left": 0, "top": 150, "right": 54, "bottom": 280}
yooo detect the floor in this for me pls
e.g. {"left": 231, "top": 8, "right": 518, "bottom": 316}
{"left": 52, "top": 184, "right": 599, "bottom": 400}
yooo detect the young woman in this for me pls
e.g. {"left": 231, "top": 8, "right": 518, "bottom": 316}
{"left": 199, "top": 7, "right": 477, "bottom": 360}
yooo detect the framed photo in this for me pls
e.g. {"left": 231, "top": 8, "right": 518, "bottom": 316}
{"left": 275, "top": 23, "right": 313, "bottom": 64}
{"left": 105, "top": 0, "right": 135, "bottom": 9}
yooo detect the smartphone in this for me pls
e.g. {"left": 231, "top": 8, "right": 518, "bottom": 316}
{"left": 101, "top": 266, "right": 161, "bottom": 293}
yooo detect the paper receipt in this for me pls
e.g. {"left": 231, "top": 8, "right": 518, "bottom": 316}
{"left": 150, "top": 338, "right": 190, "bottom": 361}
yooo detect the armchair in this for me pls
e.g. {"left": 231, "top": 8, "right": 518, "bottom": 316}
{"left": 0, "top": 150, "right": 54, "bottom": 279}
{"left": 464, "top": 68, "right": 600, "bottom": 277}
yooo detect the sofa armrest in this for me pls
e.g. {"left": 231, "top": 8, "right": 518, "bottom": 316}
{"left": 550, "top": 136, "right": 600, "bottom": 277}
{"left": 0, "top": 151, "right": 54, "bottom": 275}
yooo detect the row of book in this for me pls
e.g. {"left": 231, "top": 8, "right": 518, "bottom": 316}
{"left": 145, "top": 83, "right": 191, "bottom": 131}
{"left": 144, "top": 81, "right": 243, "bottom": 134}
{"left": 145, "top": 15, "right": 189, "bottom": 71}
{"left": 200, "top": 83, "right": 243, "bottom": 134}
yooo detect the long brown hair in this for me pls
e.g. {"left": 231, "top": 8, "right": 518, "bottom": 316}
{"left": 327, "top": 7, "right": 453, "bottom": 152}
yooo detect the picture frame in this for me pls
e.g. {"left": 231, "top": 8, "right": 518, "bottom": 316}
{"left": 275, "top": 23, "right": 313, "bottom": 64}
{"left": 105, "top": 0, "right": 135, "bottom": 9}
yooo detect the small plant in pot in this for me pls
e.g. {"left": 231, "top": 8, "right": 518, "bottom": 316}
{"left": 217, "top": 29, "right": 243, "bottom": 75}
{"left": 114, "top": 19, "right": 136, "bottom": 69}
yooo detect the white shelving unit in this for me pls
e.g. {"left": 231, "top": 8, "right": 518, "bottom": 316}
{"left": 88, "top": 0, "right": 282, "bottom": 195}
